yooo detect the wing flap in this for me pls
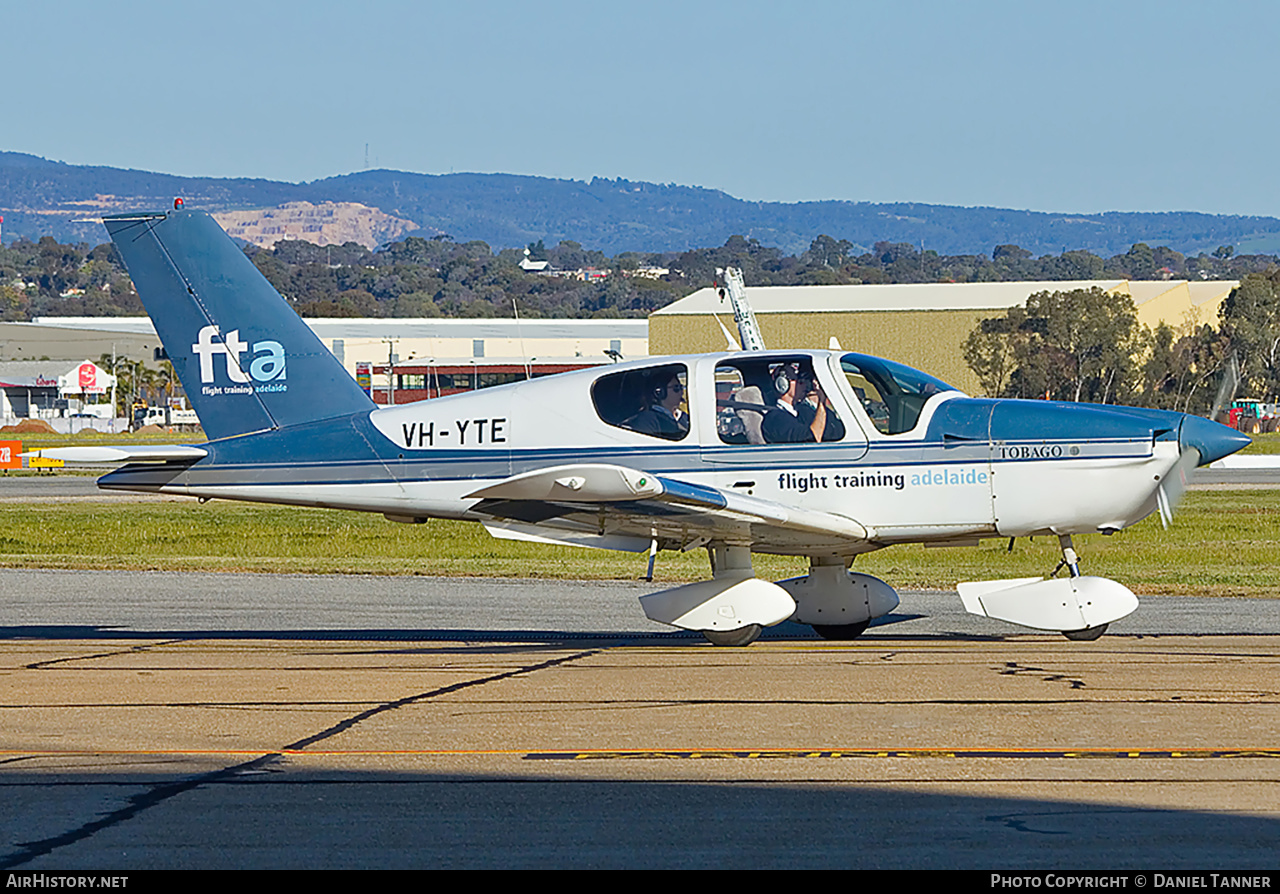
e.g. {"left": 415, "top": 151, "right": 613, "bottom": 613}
{"left": 482, "top": 521, "right": 652, "bottom": 552}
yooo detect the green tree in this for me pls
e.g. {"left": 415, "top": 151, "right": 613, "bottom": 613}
{"left": 1219, "top": 272, "right": 1280, "bottom": 400}
{"left": 0, "top": 284, "right": 30, "bottom": 321}
{"left": 808, "top": 234, "right": 853, "bottom": 268}
{"left": 963, "top": 309, "right": 1023, "bottom": 397}
{"left": 992, "top": 244, "right": 1031, "bottom": 261}
{"left": 966, "top": 288, "right": 1143, "bottom": 403}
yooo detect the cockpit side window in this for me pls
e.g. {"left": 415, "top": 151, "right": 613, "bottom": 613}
{"left": 591, "top": 363, "right": 690, "bottom": 441}
{"left": 841, "top": 353, "right": 957, "bottom": 435}
{"left": 715, "top": 357, "right": 845, "bottom": 444}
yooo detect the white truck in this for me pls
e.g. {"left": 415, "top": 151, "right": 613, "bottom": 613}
{"left": 132, "top": 405, "right": 201, "bottom": 430}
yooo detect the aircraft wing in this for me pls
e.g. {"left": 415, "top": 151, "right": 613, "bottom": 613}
{"left": 464, "top": 464, "right": 873, "bottom": 555}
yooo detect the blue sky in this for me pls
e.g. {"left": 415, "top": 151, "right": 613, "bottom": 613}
{"left": 4, "top": 0, "right": 1277, "bottom": 215}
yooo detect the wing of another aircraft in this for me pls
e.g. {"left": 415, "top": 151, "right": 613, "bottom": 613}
{"left": 464, "top": 464, "right": 873, "bottom": 555}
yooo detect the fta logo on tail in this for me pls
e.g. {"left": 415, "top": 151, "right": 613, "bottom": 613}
{"left": 192, "top": 325, "right": 287, "bottom": 390}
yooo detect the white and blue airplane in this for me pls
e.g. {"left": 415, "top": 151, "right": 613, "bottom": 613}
{"left": 40, "top": 208, "right": 1251, "bottom": 645}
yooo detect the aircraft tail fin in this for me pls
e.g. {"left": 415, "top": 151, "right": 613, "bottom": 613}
{"left": 104, "top": 210, "right": 375, "bottom": 440}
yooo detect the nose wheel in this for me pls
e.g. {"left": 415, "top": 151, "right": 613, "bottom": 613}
{"left": 811, "top": 621, "right": 871, "bottom": 641}
{"left": 1052, "top": 534, "right": 1108, "bottom": 642}
{"left": 703, "top": 624, "right": 763, "bottom": 647}
{"left": 1063, "top": 625, "right": 1108, "bottom": 641}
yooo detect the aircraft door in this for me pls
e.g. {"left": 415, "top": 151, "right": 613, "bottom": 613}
{"left": 700, "top": 355, "right": 868, "bottom": 465}
{"left": 836, "top": 353, "right": 995, "bottom": 532}
{"left": 926, "top": 396, "right": 997, "bottom": 531}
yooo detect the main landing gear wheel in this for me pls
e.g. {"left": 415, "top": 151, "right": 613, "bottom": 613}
{"left": 811, "top": 621, "right": 871, "bottom": 641}
{"left": 1062, "top": 624, "right": 1108, "bottom": 641}
{"left": 702, "top": 624, "right": 763, "bottom": 647}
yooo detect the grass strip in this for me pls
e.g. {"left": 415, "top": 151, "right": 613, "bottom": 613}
{"left": 0, "top": 490, "right": 1275, "bottom": 595}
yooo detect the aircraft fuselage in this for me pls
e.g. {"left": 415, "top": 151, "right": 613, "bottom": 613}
{"left": 101, "top": 349, "right": 1239, "bottom": 558}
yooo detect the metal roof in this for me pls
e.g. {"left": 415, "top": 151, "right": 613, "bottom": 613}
{"left": 650, "top": 280, "right": 1236, "bottom": 315}
{"left": 28, "top": 317, "right": 649, "bottom": 339}
{"left": 0, "top": 360, "right": 85, "bottom": 388}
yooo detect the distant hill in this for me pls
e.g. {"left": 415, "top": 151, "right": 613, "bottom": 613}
{"left": 4, "top": 150, "right": 1280, "bottom": 256}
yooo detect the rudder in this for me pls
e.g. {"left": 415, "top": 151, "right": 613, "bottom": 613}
{"left": 104, "top": 210, "right": 374, "bottom": 439}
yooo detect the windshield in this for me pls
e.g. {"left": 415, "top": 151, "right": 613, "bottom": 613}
{"left": 840, "top": 353, "right": 957, "bottom": 435}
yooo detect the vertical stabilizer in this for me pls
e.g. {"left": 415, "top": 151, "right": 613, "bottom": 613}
{"left": 104, "top": 210, "right": 374, "bottom": 440}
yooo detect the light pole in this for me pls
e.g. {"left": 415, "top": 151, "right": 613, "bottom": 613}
{"left": 382, "top": 337, "right": 399, "bottom": 407}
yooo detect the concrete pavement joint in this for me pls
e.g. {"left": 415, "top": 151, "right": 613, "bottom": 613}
{"left": 22, "top": 640, "right": 183, "bottom": 670}
{"left": 0, "top": 646, "right": 601, "bottom": 869}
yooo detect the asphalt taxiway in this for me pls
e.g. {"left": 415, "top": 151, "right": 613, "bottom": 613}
{"left": 1, "top": 570, "right": 1278, "bottom": 869}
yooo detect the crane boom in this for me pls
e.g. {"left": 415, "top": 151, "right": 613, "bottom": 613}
{"left": 715, "top": 266, "right": 766, "bottom": 351}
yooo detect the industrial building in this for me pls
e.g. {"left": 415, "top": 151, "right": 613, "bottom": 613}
{"left": 0, "top": 359, "right": 118, "bottom": 429}
{"left": 0, "top": 317, "right": 649, "bottom": 413}
{"left": 649, "top": 279, "right": 1238, "bottom": 395}
{"left": 0, "top": 277, "right": 1242, "bottom": 421}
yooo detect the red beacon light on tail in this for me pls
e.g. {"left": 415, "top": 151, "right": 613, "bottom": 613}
{"left": 173, "top": 198, "right": 184, "bottom": 210}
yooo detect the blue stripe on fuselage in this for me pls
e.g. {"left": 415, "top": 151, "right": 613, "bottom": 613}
{"left": 101, "top": 397, "right": 1173, "bottom": 491}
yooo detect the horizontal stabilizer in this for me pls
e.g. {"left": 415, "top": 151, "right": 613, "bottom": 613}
{"left": 23, "top": 445, "right": 208, "bottom": 464}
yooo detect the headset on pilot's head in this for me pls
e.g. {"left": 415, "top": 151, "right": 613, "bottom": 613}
{"left": 772, "top": 361, "right": 813, "bottom": 397}
{"left": 648, "top": 369, "right": 684, "bottom": 405}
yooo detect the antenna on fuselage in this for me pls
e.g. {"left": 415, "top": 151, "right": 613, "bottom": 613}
{"left": 714, "top": 316, "right": 742, "bottom": 351}
{"left": 513, "top": 299, "right": 531, "bottom": 380}
{"left": 714, "top": 267, "right": 765, "bottom": 351}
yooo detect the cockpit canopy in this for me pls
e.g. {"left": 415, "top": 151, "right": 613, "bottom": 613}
{"left": 840, "top": 353, "right": 957, "bottom": 435}
{"left": 588, "top": 352, "right": 959, "bottom": 443}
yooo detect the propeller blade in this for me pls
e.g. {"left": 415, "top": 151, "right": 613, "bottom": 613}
{"left": 1208, "top": 352, "right": 1240, "bottom": 422}
{"left": 1156, "top": 446, "right": 1200, "bottom": 529}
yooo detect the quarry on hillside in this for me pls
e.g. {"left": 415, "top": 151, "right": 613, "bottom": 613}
{"left": 212, "top": 201, "right": 426, "bottom": 249}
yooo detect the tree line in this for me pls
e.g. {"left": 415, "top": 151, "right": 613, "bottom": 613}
{"left": 3, "top": 231, "right": 1272, "bottom": 324}
{"left": 963, "top": 272, "right": 1280, "bottom": 411}
{"left": 5, "top": 230, "right": 1278, "bottom": 411}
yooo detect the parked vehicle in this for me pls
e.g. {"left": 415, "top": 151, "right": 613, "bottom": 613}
{"left": 131, "top": 404, "right": 201, "bottom": 430}
{"left": 1227, "top": 398, "right": 1280, "bottom": 434}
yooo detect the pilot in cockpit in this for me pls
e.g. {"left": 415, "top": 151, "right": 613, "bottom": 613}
{"left": 622, "top": 370, "right": 689, "bottom": 439}
{"left": 761, "top": 362, "right": 845, "bottom": 443}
